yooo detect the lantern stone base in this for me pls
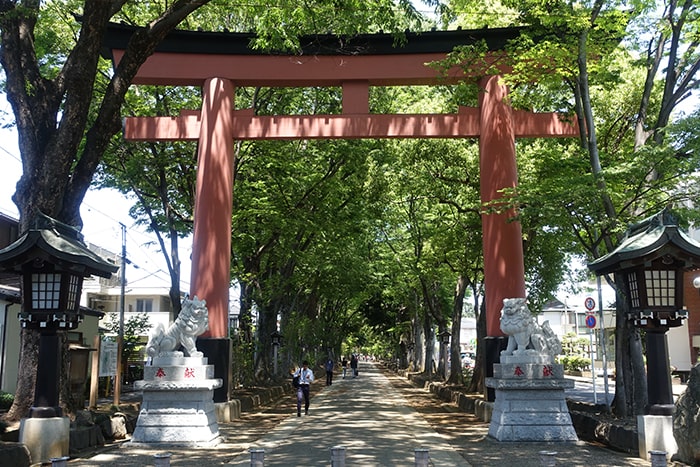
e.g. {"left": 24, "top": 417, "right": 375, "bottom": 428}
{"left": 130, "top": 355, "right": 223, "bottom": 446}
{"left": 637, "top": 415, "right": 677, "bottom": 460}
{"left": 485, "top": 361, "right": 578, "bottom": 442}
{"left": 19, "top": 416, "right": 69, "bottom": 463}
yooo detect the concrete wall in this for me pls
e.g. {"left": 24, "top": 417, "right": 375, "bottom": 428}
{"left": 684, "top": 271, "right": 700, "bottom": 365}
{"left": 668, "top": 321, "right": 692, "bottom": 372}
{"left": 0, "top": 300, "right": 21, "bottom": 393}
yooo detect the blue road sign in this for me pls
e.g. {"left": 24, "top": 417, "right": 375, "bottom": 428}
{"left": 585, "top": 314, "right": 597, "bottom": 328}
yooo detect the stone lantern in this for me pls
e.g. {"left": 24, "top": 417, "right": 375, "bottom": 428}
{"left": 588, "top": 209, "right": 700, "bottom": 415}
{"left": 271, "top": 330, "right": 282, "bottom": 346}
{"left": 438, "top": 329, "right": 451, "bottom": 345}
{"left": 271, "top": 330, "right": 282, "bottom": 376}
{"left": 0, "top": 213, "right": 117, "bottom": 462}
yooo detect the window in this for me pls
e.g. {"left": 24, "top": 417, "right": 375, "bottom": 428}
{"left": 136, "top": 298, "right": 153, "bottom": 313}
{"left": 66, "top": 274, "right": 81, "bottom": 311}
{"left": 627, "top": 272, "right": 640, "bottom": 308}
{"left": 31, "top": 273, "right": 61, "bottom": 310}
{"left": 645, "top": 269, "right": 675, "bottom": 307}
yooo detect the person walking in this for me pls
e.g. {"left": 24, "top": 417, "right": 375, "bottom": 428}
{"left": 341, "top": 356, "right": 348, "bottom": 378}
{"left": 325, "top": 357, "right": 334, "bottom": 386}
{"left": 292, "top": 360, "right": 315, "bottom": 416}
{"left": 350, "top": 354, "right": 358, "bottom": 378}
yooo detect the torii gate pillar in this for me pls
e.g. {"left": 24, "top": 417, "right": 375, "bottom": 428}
{"left": 480, "top": 75, "right": 528, "bottom": 334}
{"left": 479, "top": 75, "right": 527, "bottom": 397}
{"left": 190, "top": 77, "right": 235, "bottom": 402}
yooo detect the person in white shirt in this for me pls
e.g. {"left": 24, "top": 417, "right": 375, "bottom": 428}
{"left": 292, "top": 360, "right": 315, "bottom": 416}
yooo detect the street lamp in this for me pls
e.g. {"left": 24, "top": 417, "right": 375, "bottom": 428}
{"left": 271, "top": 330, "right": 282, "bottom": 376}
{"left": 0, "top": 213, "right": 117, "bottom": 417}
{"left": 588, "top": 209, "right": 700, "bottom": 415}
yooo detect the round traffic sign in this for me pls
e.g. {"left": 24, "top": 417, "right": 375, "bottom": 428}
{"left": 584, "top": 297, "right": 595, "bottom": 311}
{"left": 585, "top": 314, "right": 597, "bottom": 328}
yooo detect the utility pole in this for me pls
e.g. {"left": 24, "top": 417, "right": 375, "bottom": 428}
{"left": 114, "top": 223, "right": 126, "bottom": 406}
{"left": 597, "top": 275, "right": 611, "bottom": 413}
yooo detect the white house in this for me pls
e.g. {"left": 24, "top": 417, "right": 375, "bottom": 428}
{"left": 539, "top": 282, "right": 617, "bottom": 373}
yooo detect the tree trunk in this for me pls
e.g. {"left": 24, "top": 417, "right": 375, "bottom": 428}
{"left": 447, "top": 275, "right": 467, "bottom": 385}
{"left": 410, "top": 291, "right": 424, "bottom": 372}
{"left": 612, "top": 273, "right": 648, "bottom": 417}
{"left": 467, "top": 294, "right": 486, "bottom": 394}
{"left": 238, "top": 279, "right": 255, "bottom": 344}
{"left": 5, "top": 329, "right": 39, "bottom": 421}
{"left": 423, "top": 312, "right": 434, "bottom": 377}
{"left": 253, "top": 301, "right": 278, "bottom": 382}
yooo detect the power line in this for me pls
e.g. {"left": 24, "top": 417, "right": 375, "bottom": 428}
{"left": 0, "top": 138, "right": 189, "bottom": 290}
{"left": 81, "top": 199, "right": 191, "bottom": 290}
{"left": 0, "top": 142, "right": 21, "bottom": 162}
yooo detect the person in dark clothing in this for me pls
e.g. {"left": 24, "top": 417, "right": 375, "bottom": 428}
{"left": 350, "top": 354, "right": 358, "bottom": 378}
{"left": 325, "top": 358, "right": 334, "bottom": 385}
{"left": 341, "top": 356, "right": 348, "bottom": 378}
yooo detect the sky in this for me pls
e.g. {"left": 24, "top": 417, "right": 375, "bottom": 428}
{"left": 0, "top": 95, "right": 193, "bottom": 293}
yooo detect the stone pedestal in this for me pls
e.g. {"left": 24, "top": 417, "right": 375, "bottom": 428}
{"left": 638, "top": 415, "right": 677, "bottom": 460}
{"left": 18, "top": 416, "right": 69, "bottom": 463}
{"left": 486, "top": 354, "right": 578, "bottom": 442}
{"left": 131, "top": 355, "right": 222, "bottom": 446}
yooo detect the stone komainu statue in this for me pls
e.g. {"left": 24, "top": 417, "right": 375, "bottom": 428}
{"left": 673, "top": 364, "right": 700, "bottom": 465}
{"left": 500, "top": 297, "right": 561, "bottom": 358}
{"left": 146, "top": 296, "right": 208, "bottom": 358}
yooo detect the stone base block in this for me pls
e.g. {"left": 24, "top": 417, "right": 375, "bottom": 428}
{"left": 486, "top": 381, "right": 578, "bottom": 442}
{"left": 143, "top": 364, "right": 215, "bottom": 381}
{"left": 131, "top": 381, "right": 222, "bottom": 446}
{"left": 500, "top": 353, "right": 554, "bottom": 365}
{"left": 215, "top": 399, "right": 241, "bottom": 423}
{"left": 489, "top": 423, "right": 578, "bottom": 442}
{"left": 151, "top": 355, "right": 208, "bottom": 366}
{"left": 493, "top": 362, "right": 565, "bottom": 379}
{"left": 134, "top": 388, "right": 218, "bottom": 403}
{"left": 0, "top": 442, "right": 31, "bottom": 467}
{"left": 475, "top": 399, "right": 493, "bottom": 423}
{"left": 638, "top": 415, "right": 677, "bottom": 460}
{"left": 131, "top": 423, "right": 221, "bottom": 445}
{"left": 19, "top": 416, "right": 69, "bottom": 464}
{"left": 134, "top": 378, "right": 222, "bottom": 391}
{"left": 69, "top": 425, "right": 105, "bottom": 453}
{"left": 197, "top": 337, "right": 232, "bottom": 403}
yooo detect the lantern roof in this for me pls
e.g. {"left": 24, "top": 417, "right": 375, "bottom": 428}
{"left": 0, "top": 212, "right": 118, "bottom": 278}
{"left": 588, "top": 208, "right": 700, "bottom": 275}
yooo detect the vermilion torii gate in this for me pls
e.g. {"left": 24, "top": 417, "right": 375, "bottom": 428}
{"left": 105, "top": 25, "right": 577, "bottom": 400}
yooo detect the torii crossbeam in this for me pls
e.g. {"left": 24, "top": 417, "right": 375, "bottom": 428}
{"left": 105, "top": 24, "right": 578, "bottom": 401}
